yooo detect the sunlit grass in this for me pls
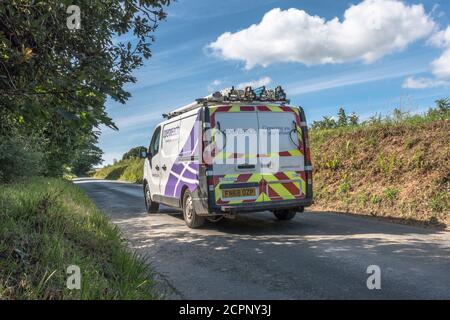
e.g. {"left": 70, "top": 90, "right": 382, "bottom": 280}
{"left": 0, "top": 177, "right": 157, "bottom": 299}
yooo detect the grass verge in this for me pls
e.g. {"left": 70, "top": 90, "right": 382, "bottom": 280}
{"left": 0, "top": 177, "right": 157, "bottom": 299}
{"left": 94, "top": 158, "right": 144, "bottom": 183}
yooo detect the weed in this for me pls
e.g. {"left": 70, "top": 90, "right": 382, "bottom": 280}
{"left": 431, "top": 192, "right": 448, "bottom": 213}
{"left": 383, "top": 187, "right": 399, "bottom": 201}
{"left": 377, "top": 154, "right": 396, "bottom": 178}
{"left": 324, "top": 154, "right": 341, "bottom": 170}
{"left": 411, "top": 150, "right": 427, "bottom": 170}
{"left": 338, "top": 176, "right": 351, "bottom": 195}
{"left": 357, "top": 192, "right": 370, "bottom": 206}
{"left": 371, "top": 194, "right": 382, "bottom": 205}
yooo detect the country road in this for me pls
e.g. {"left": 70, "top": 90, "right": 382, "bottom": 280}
{"left": 74, "top": 178, "right": 450, "bottom": 299}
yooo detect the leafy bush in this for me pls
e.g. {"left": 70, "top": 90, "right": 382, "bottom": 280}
{"left": 122, "top": 146, "right": 146, "bottom": 161}
{"left": 0, "top": 136, "right": 43, "bottom": 183}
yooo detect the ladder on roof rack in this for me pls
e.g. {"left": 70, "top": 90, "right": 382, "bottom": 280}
{"left": 163, "top": 85, "right": 290, "bottom": 119}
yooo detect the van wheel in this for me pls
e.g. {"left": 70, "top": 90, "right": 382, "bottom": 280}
{"left": 183, "top": 190, "right": 205, "bottom": 228}
{"left": 144, "top": 183, "right": 159, "bottom": 213}
{"left": 273, "top": 210, "right": 296, "bottom": 220}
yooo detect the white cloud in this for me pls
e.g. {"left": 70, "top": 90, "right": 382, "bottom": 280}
{"left": 431, "top": 50, "right": 450, "bottom": 78}
{"left": 402, "top": 76, "right": 450, "bottom": 89}
{"left": 430, "top": 26, "right": 450, "bottom": 78}
{"left": 237, "top": 76, "right": 272, "bottom": 89}
{"left": 208, "top": 0, "right": 435, "bottom": 69}
{"left": 430, "top": 25, "right": 450, "bottom": 48}
{"left": 207, "top": 79, "right": 223, "bottom": 92}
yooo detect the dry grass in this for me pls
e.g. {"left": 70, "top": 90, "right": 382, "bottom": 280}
{"left": 310, "top": 120, "right": 450, "bottom": 228}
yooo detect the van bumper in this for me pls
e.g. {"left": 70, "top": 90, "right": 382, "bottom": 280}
{"left": 212, "top": 198, "right": 313, "bottom": 214}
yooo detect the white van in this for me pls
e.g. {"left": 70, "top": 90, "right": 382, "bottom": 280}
{"left": 141, "top": 86, "right": 313, "bottom": 228}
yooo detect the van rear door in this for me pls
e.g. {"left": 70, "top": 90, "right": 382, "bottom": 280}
{"left": 210, "top": 106, "right": 263, "bottom": 205}
{"left": 257, "top": 106, "right": 306, "bottom": 202}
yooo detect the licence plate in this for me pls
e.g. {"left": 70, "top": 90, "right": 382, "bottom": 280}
{"left": 223, "top": 188, "right": 256, "bottom": 198}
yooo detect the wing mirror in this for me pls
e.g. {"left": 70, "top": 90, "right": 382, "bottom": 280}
{"left": 139, "top": 148, "right": 149, "bottom": 159}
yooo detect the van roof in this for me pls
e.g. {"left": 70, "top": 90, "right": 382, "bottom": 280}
{"left": 164, "top": 86, "right": 289, "bottom": 119}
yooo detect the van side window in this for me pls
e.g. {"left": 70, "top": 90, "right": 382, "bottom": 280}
{"left": 149, "top": 126, "right": 161, "bottom": 155}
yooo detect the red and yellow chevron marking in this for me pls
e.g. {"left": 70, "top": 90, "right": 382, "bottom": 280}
{"left": 213, "top": 171, "right": 306, "bottom": 205}
{"left": 264, "top": 171, "right": 305, "bottom": 201}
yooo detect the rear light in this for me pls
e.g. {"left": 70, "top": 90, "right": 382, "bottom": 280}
{"left": 202, "top": 108, "right": 214, "bottom": 193}
{"left": 299, "top": 107, "right": 312, "bottom": 167}
{"left": 304, "top": 130, "right": 312, "bottom": 165}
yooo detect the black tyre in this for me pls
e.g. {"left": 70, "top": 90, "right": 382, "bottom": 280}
{"left": 273, "top": 210, "right": 296, "bottom": 220}
{"left": 144, "top": 183, "right": 159, "bottom": 213}
{"left": 182, "top": 190, "right": 205, "bottom": 228}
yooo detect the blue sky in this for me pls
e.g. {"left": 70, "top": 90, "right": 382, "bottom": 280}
{"left": 98, "top": 0, "right": 450, "bottom": 165}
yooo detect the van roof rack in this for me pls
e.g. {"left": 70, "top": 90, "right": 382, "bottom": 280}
{"left": 164, "top": 85, "right": 290, "bottom": 119}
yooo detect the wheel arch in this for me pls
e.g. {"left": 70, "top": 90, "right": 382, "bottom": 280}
{"left": 180, "top": 185, "right": 190, "bottom": 208}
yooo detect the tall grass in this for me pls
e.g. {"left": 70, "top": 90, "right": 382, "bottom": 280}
{"left": 94, "top": 159, "right": 144, "bottom": 183}
{"left": 0, "top": 177, "right": 157, "bottom": 299}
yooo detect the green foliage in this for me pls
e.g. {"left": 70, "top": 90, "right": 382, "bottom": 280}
{"left": 411, "top": 150, "right": 427, "bottom": 170}
{"left": 348, "top": 112, "right": 359, "bottom": 126}
{"left": 312, "top": 116, "right": 337, "bottom": 129}
{"left": 377, "top": 154, "right": 396, "bottom": 178}
{"left": 324, "top": 154, "right": 341, "bottom": 170}
{"left": 371, "top": 194, "right": 382, "bottom": 205}
{"left": 0, "top": 136, "right": 43, "bottom": 182}
{"left": 338, "top": 178, "right": 351, "bottom": 195}
{"left": 94, "top": 158, "right": 144, "bottom": 183}
{"left": 310, "top": 98, "right": 449, "bottom": 133}
{"left": 70, "top": 144, "right": 103, "bottom": 177}
{"left": 435, "top": 98, "right": 450, "bottom": 112}
{"left": 0, "top": 177, "right": 158, "bottom": 299}
{"left": 430, "top": 192, "right": 448, "bottom": 214}
{"left": 0, "top": 1, "right": 170, "bottom": 178}
{"left": 122, "top": 146, "right": 146, "bottom": 161}
{"left": 337, "top": 107, "right": 347, "bottom": 127}
{"left": 392, "top": 108, "right": 409, "bottom": 122}
{"left": 383, "top": 187, "right": 399, "bottom": 201}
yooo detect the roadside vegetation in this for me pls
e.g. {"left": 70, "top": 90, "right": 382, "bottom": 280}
{"left": 310, "top": 99, "right": 450, "bottom": 228}
{"left": 94, "top": 146, "right": 145, "bottom": 183}
{"left": 0, "top": 177, "right": 158, "bottom": 299}
{"left": 96, "top": 99, "right": 450, "bottom": 228}
{"left": 0, "top": 1, "right": 169, "bottom": 181}
{"left": 0, "top": 2, "right": 170, "bottom": 300}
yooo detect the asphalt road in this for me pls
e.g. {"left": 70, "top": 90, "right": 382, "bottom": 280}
{"left": 74, "top": 178, "right": 450, "bottom": 299}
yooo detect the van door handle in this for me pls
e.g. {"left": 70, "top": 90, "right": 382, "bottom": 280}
{"left": 237, "top": 164, "right": 255, "bottom": 170}
{"left": 162, "top": 164, "right": 167, "bottom": 171}
{"left": 155, "top": 165, "right": 160, "bottom": 171}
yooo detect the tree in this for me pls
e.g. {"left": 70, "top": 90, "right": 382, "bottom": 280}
{"left": 70, "top": 141, "right": 103, "bottom": 176}
{"left": 0, "top": 1, "right": 170, "bottom": 176}
{"left": 435, "top": 98, "right": 450, "bottom": 112}
{"left": 348, "top": 112, "right": 359, "bottom": 126}
{"left": 337, "top": 107, "right": 347, "bottom": 127}
{"left": 122, "top": 146, "right": 146, "bottom": 160}
{"left": 322, "top": 116, "right": 337, "bottom": 129}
